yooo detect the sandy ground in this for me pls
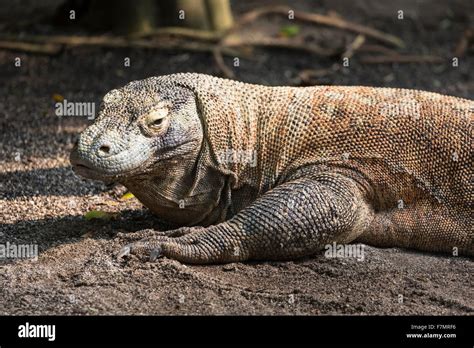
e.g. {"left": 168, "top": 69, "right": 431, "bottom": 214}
{"left": 0, "top": 0, "right": 473, "bottom": 315}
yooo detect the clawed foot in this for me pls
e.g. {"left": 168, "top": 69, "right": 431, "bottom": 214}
{"left": 116, "top": 225, "right": 245, "bottom": 264}
{"left": 117, "top": 239, "right": 166, "bottom": 262}
{"left": 116, "top": 227, "right": 201, "bottom": 262}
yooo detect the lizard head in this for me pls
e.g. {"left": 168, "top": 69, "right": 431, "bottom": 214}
{"left": 70, "top": 77, "right": 203, "bottom": 183}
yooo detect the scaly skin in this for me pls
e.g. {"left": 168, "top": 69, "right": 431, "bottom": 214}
{"left": 70, "top": 73, "right": 473, "bottom": 263}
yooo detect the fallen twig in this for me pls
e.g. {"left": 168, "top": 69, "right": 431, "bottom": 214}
{"left": 222, "top": 35, "right": 339, "bottom": 56}
{"left": 212, "top": 47, "right": 235, "bottom": 78}
{"left": 454, "top": 28, "right": 473, "bottom": 58}
{"left": 360, "top": 54, "right": 444, "bottom": 64}
{"left": 129, "top": 27, "right": 223, "bottom": 41}
{"left": 0, "top": 40, "right": 61, "bottom": 54}
{"left": 232, "top": 5, "right": 404, "bottom": 48}
{"left": 358, "top": 44, "right": 401, "bottom": 56}
{"left": 296, "top": 65, "right": 340, "bottom": 85}
{"left": 0, "top": 33, "right": 241, "bottom": 56}
{"left": 341, "top": 35, "right": 366, "bottom": 59}
{"left": 0, "top": 34, "right": 129, "bottom": 47}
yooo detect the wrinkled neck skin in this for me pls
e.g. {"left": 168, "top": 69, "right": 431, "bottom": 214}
{"left": 121, "top": 125, "right": 230, "bottom": 227}
{"left": 172, "top": 75, "right": 265, "bottom": 190}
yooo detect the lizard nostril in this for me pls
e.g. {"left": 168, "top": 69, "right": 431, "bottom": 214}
{"left": 99, "top": 145, "right": 111, "bottom": 155}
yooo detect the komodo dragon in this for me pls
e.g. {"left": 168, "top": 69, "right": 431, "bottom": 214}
{"left": 70, "top": 73, "right": 473, "bottom": 263}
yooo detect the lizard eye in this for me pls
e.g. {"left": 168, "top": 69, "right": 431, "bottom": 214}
{"left": 150, "top": 118, "right": 163, "bottom": 127}
{"left": 145, "top": 108, "right": 169, "bottom": 132}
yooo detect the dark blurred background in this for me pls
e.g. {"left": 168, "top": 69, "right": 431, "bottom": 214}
{"left": 0, "top": 0, "right": 472, "bottom": 90}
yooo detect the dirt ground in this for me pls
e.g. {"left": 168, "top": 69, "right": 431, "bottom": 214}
{"left": 0, "top": 0, "right": 472, "bottom": 315}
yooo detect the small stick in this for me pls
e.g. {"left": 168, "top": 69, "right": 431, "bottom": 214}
{"left": 454, "top": 28, "right": 473, "bottom": 58}
{"left": 222, "top": 35, "right": 339, "bottom": 56}
{"left": 129, "top": 27, "right": 223, "bottom": 41}
{"left": 341, "top": 34, "right": 366, "bottom": 59}
{"left": 212, "top": 47, "right": 235, "bottom": 78}
{"left": 358, "top": 44, "right": 401, "bottom": 56}
{"left": 0, "top": 40, "right": 61, "bottom": 54}
{"left": 296, "top": 66, "right": 338, "bottom": 85}
{"left": 0, "top": 34, "right": 241, "bottom": 56}
{"left": 360, "top": 55, "right": 444, "bottom": 64}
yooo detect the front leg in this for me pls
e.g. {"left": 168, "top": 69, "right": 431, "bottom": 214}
{"left": 117, "top": 173, "right": 373, "bottom": 263}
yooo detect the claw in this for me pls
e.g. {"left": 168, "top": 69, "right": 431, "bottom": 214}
{"left": 117, "top": 244, "right": 131, "bottom": 259}
{"left": 149, "top": 246, "right": 163, "bottom": 261}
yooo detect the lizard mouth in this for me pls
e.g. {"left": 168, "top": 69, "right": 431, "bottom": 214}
{"left": 71, "top": 162, "right": 121, "bottom": 185}
{"left": 70, "top": 149, "right": 119, "bottom": 182}
{"left": 72, "top": 162, "right": 95, "bottom": 176}
{"left": 71, "top": 161, "right": 108, "bottom": 179}
{"left": 70, "top": 147, "right": 156, "bottom": 183}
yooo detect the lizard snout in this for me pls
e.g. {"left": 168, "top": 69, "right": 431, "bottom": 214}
{"left": 70, "top": 124, "right": 155, "bottom": 179}
{"left": 96, "top": 142, "right": 114, "bottom": 157}
{"left": 91, "top": 131, "right": 126, "bottom": 158}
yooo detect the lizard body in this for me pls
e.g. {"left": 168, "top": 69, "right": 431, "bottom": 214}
{"left": 70, "top": 73, "right": 473, "bottom": 263}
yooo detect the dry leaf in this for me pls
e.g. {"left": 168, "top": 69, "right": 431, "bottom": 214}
{"left": 84, "top": 210, "right": 116, "bottom": 220}
{"left": 52, "top": 93, "right": 64, "bottom": 102}
{"left": 120, "top": 192, "right": 135, "bottom": 200}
